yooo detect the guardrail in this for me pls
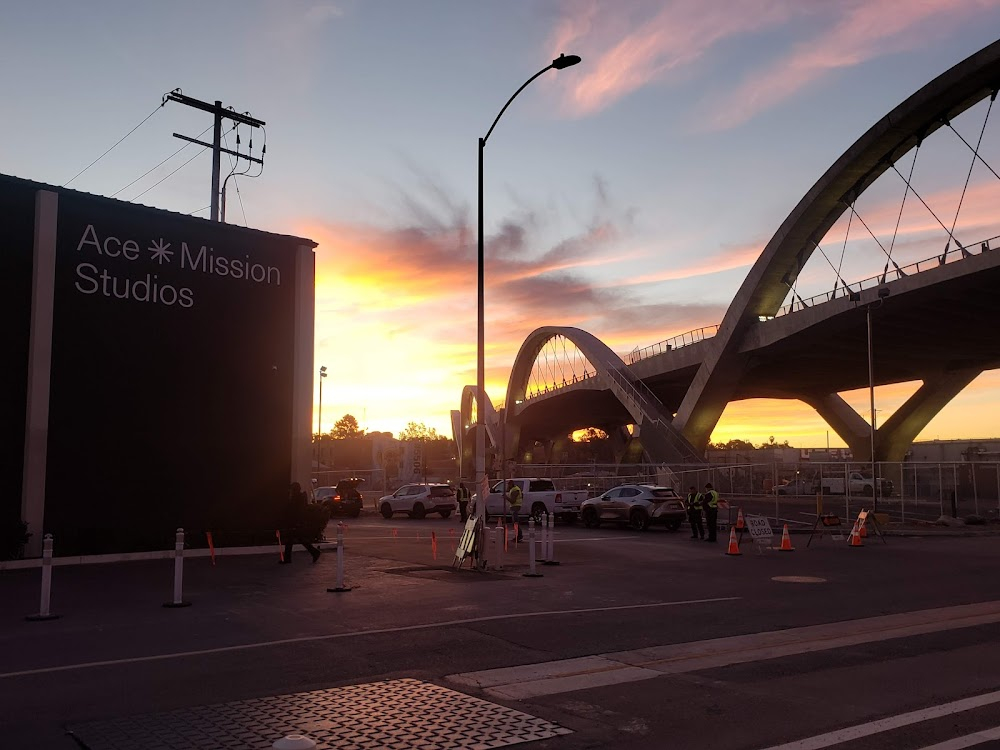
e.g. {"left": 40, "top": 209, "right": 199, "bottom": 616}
{"left": 774, "top": 234, "right": 997, "bottom": 318}
{"left": 628, "top": 325, "right": 720, "bottom": 364}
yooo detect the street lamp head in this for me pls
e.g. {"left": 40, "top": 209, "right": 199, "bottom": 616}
{"left": 551, "top": 53, "right": 582, "bottom": 70}
{"left": 877, "top": 287, "right": 890, "bottom": 299}
{"left": 319, "top": 365, "right": 328, "bottom": 378}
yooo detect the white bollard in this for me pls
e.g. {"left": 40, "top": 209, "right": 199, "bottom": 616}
{"left": 273, "top": 735, "right": 317, "bottom": 750}
{"left": 544, "top": 512, "right": 560, "bottom": 566}
{"left": 163, "top": 528, "right": 192, "bottom": 608}
{"left": 26, "top": 533, "right": 60, "bottom": 621}
{"left": 538, "top": 511, "right": 549, "bottom": 562}
{"left": 522, "top": 518, "right": 543, "bottom": 578}
{"left": 327, "top": 523, "right": 352, "bottom": 592}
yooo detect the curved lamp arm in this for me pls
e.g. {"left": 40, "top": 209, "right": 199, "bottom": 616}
{"left": 482, "top": 54, "right": 581, "bottom": 145}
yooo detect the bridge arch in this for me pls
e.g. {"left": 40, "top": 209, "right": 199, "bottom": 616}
{"left": 675, "top": 39, "right": 1000, "bottom": 449}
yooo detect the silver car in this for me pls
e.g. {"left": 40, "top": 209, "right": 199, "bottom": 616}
{"left": 580, "top": 484, "right": 687, "bottom": 531}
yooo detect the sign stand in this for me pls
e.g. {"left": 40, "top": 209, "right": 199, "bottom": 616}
{"left": 806, "top": 514, "right": 846, "bottom": 547}
{"left": 854, "top": 509, "right": 888, "bottom": 545}
{"left": 453, "top": 516, "right": 483, "bottom": 569}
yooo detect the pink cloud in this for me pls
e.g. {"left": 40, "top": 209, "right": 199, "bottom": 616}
{"left": 703, "top": 0, "right": 998, "bottom": 130}
{"left": 547, "top": 0, "right": 797, "bottom": 116}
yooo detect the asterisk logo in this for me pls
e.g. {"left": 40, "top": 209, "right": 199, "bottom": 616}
{"left": 149, "top": 238, "right": 174, "bottom": 264}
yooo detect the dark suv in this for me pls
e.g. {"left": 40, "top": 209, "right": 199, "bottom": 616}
{"left": 315, "top": 479, "right": 364, "bottom": 518}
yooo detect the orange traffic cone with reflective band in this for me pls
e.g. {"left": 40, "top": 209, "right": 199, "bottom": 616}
{"left": 779, "top": 524, "right": 794, "bottom": 551}
{"left": 725, "top": 527, "right": 741, "bottom": 556}
{"left": 859, "top": 522, "right": 868, "bottom": 538}
{"left": 736, "top": 508, "right": 745, "bottom": 530}
{"left": 849, "top": 523, "right": 864, "bottom": 547}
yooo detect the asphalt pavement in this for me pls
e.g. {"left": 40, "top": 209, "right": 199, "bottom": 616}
{"left": 1, "top": 514, "right": 998, "bottom": 749}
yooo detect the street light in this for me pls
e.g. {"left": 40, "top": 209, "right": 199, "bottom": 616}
{"left": 476, "top": 53, "right": 581, "bottom": 517}
{"left": 317, "top": 365, "right": 328, "bottom": 474}
{"left": 853, "top": 287, "right": 889, "bottom": 511}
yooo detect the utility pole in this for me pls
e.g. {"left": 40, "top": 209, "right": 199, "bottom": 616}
{"left": 164, "top": 91, "right": 264, "bottom": 222}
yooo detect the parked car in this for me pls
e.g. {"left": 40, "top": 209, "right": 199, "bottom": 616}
{"left": 478, "top": 478, "right": 587, "bottom": 523}
{"left": 315, "top": 479, "right": 363, "bottom": 518}
{"left": 377, "top": 483, "right": 457, "bottom": 519}
{"left": 580, "top": 484, "right": 687, "bottom": 531}
{"left": 775, "top": 478, "right": 817, "bottom": 496}
{"left": 817, "top": 471, "right": 893, "bottom": 497}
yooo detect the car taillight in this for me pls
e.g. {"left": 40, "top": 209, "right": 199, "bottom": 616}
{"left": 555, "top": 493, "right": 562, "bottom": 503}
{"left": 334, "top": 495, "right": 342, "bottom": 502}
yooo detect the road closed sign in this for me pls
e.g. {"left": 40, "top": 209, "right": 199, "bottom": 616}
{"left": 746, "top": 515, "right": 774, "bottom": 543}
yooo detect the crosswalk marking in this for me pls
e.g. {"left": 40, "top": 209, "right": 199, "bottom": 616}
{"left": 917, "top": 725, "right": 1000, "bottom": 750}
{"left": 757, "top": 691, "right": 1000, "bottom": 750}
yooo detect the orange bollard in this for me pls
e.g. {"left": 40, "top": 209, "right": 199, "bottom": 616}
{"left": 276, "top": 530, "right": 284, "bottom": 563}
{"left": 206, "top": 531, "right": 216, "bottom": 566}
{"left": 431, "top": 531, "right": 438, "bottom": 561}
{"left": 725, "top": 527, "right": 742, "bottom": 556}
{"left": 779, "top": 524, "right": 794, "bottom": 551}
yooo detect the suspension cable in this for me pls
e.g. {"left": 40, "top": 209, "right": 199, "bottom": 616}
{"left": 946, "top": 94, "right": 995, "bottom": 249}
{"left": 884, "top": 144, "right": 921, "bottom": 280}
{"left": 945, "top": 90, "right": 1000, "bottom": 182}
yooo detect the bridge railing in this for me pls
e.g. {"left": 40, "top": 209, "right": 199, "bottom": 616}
{"left": 628, "top": 325, "right": 721, "bottom": 364}
{"left": 774, "top": 235, "right": 998, "bottom": 318}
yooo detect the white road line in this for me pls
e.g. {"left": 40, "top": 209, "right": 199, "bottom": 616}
{"left": 756, "top": 691, "right": 1000, "bottom": 750}
{"left": 0, "top": 596, "right": 737, "bottom": 680}
{"left": 917, "top": 725, "right": 1000, "bottom": 750}
{"left": 449, "top": 600, "right": 1000, "bottom": 700}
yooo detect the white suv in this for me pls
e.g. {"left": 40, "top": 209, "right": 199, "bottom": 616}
{"left": 377, "top": 483, "right": 458, "bottom": 519}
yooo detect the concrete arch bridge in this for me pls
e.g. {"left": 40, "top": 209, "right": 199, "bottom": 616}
{"left": 455, "top": 40, "right": 1000, "bottom": 472}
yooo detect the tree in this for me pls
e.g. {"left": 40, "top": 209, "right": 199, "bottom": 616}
{"left": 332, "top": 414, "right": 363, "bottom": 439}
{"left": 398, "top": 421, "right": 441, "bottom": 441}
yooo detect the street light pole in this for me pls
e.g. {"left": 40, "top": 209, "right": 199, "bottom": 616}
{"left": 865, "top": 288, "right": 888, "bottom": 512}
{"left": 476, "top": 53, "right": 581, "bottom": 518}
{"left": 317, "top": 365, "right": 327, "bottom": 477}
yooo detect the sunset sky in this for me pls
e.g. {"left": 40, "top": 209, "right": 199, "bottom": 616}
{"left": 4, "top": 1, "right": 1000, "bottom": 447}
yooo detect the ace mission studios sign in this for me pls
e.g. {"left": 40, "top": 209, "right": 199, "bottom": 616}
{"left": 6, "top": 175, "right": 316, "bottom": 556}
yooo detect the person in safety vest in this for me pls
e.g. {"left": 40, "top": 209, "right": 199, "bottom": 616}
{"left": 507, "top": 481, "right": 524, "bottom": 542}
{"left": 457, "top": 481, "right": 471, "bottom": 522}
{"left": 703, "top": 483, "right": 720, "bottom": 542}
{"left": 686, "top": 485, "right": 704, "bottom": 540}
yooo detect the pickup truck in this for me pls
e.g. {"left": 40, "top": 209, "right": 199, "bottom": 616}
{"left": 477, "top": 478, "right": 587, "bottom": 523}
{"left": 817, "top": 471, "right": 893, "bottom": 497}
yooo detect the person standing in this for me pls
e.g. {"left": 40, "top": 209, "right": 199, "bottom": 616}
{"left": 507, "top": 480, "right": 523, "bottom": 542}
{"left": 703, "top": 482, "right": 720, "bottom": 542}
{"left": 686, "top": 485, "right": 704, "bottom": 540}
{"left": 281, "top": 481, "right": 321, "bottom": 563}
{"left": 457, "top": 481, "right": 471, "bottom": 522}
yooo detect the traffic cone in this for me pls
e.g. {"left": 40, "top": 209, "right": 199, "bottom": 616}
{"left": 849, "top": 523, "right": 864, "bottom": 547}
{"left": 779, "top": 524, "right": 794, "bottom": 551}
{"left": 859, "top": 522, "right": 868, "bottom": 538}
{"left": 725, "top": 526, "right": 741, "bottom": 556}
{"left": 736, "top": 508, "right": 746, "bottom": 530}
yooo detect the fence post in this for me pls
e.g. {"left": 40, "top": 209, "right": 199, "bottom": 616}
{"left": 494, "top": 527, "right": 503, "bottom": 570}
{"left": 26, "top": 533, "right": 60, "bottom": 621}
{"left": 163, "top": 528, "right": 192, "bottom": 608}
{"left": 938, "top": 463, "right": 944, "bottom": 516}
{"left": 327, "top": 523, "right": 352, "bottom": 592}
{"left": 522, "top": 518, "right": 543, "bottom": 578}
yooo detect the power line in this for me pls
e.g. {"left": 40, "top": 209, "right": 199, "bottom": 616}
{"left": 110, "top": 124, "right": 213, "bottom": 199}
{"left": 131, "top": 147, "right": 209, "bottom": 202}
{"left": 64, "top": 98, "right": 167, "bottom": 187}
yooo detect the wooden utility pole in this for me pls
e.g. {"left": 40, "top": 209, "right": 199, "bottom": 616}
{"left": 164, "top": 92, "right": 264, "bottom": 221}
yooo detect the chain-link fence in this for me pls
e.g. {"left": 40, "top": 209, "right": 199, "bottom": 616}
{"left": 513, "top": 461, "right": 1000, "bottom": 527}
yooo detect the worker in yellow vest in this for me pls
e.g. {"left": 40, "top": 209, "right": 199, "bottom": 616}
{"left": 507, "top": 481, "right": 523, "bottom": 542}
{"left": 686, "top": 485, "right": 704, "bottom": 540}
{"left": 703, "top": 483, "right": 720, "bottom": 542}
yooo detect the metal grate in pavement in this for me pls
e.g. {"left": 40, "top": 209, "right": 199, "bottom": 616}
{"left": 69, "top": 677, "right": 572, "bottom": 749}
